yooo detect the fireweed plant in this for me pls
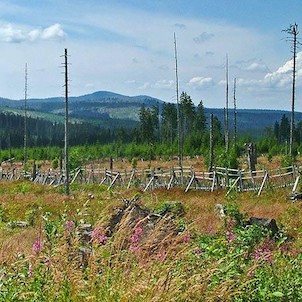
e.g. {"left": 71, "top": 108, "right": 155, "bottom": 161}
{"left": 0, "top": 185, "right": 302, "bottom": 301}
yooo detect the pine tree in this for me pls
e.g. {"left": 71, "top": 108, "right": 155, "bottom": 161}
{"left": 194, "top": 100, "right": 207, "bottom": 132}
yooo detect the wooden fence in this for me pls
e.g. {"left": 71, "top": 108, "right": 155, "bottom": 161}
{"left": 0, "top": 164, "right": 299, "bottom": 195}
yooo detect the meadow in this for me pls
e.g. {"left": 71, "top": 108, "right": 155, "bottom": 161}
{"left": 0, "top": 169, "right": 302, "bottom": 301}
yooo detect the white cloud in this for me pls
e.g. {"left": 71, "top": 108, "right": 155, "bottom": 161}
{"left": 188, "top": 77, "right": 213, "bottom": 88}
{"left": 264, "top": 51, "right": 302, "bottom": 88}
{"left": 245, "top": 62, "right": 267, "bottom": 72}
{"left": 0, "top": 23, "right": 66, "bottom": 43}
{"left": 234, "top": 52, "right": 302, "bottom": 92}
{"left": 0, "top": 24, "right": 25, "bottom": 43}
{"left": 233, "top": 58, "right": 269, "bottom": 73}
{"left": 40, "top": 24, "right": 66, "bottom": 41}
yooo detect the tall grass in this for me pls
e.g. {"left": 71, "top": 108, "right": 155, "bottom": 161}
{"left": 0, "top": 181, "right": 302, "bottom": 301}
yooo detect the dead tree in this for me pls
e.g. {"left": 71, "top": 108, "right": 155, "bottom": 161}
{"left": 224, "top": 54, "right": 229, "bottom": 152}
{"left": 63, "top": 48, "right": 70, "bottom": 195}
{"left": 283, "top": 23, "right": 300, "bottom": 157}
{"left": 233, "top": 78, "right": 237, "bottom": 150}
{"left": 23, "top": 63, "right": 28, "bottom": 167}
{"left": 209, "top": 113, "right": 214, "bottom": 171}
{"left": 174, "top": 33, "right": 182, "bottom": 167}
{"left": 246, "top": 143, "right": 256, "bottom": 173}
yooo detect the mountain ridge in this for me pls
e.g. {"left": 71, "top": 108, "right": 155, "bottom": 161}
{"left": 0, "top": 90, "right": 301, "bottom": 136}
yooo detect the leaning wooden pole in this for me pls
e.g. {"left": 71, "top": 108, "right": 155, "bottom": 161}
{"left": 64, "top": 48, "right": 70, "bottom": 195}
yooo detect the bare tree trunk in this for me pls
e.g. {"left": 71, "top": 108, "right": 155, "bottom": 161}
{"left": 64, "top": 48, "right": 70, "bottom": 195}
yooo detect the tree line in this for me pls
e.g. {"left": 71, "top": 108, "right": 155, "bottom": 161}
{"left": 1, "top": 92, "right": 302, "bottom": 168}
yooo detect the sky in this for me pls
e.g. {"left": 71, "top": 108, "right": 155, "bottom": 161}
{"left": 0, "top": 0, "right": 302, "bottom": 111}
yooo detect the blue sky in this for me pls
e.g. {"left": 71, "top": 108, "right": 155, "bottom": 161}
{"left": 0, "top": 0, "right": 301, "bottom": 111}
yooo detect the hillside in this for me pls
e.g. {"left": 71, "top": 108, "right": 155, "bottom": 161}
{"left": 0, "top": 91, "right": 301, "bottom": 136}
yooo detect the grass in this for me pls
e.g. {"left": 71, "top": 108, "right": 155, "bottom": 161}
{"left": 0, "top": 179, "right": 302, "bottom": 301}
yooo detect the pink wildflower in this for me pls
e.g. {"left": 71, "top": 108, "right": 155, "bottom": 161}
{"left": 91, "top": 226, "right": 108, "bottom": 245}
{"left": 129, "top": 226, "right": 143, "bottom": 253}
{"left": 226, "top": 231, "right": 236, "bottom": 243}
{"left": 208, "top": 227, "right": 215, "bottom": 235}
{"left": 129, "top": 244, "right": 140, "bottom": 253}
{"left": 183, "top": 235, "right": 191, "bottom": 243}
{"left": 65, "top": 220, "right": 75, "bottom": 232}
{"left": 252, "top": 239, "right": 275, "bottom": 263}
{"left": 194, "top": 247, "right": 203, "bottom": 255}
{"left": 32, "top": 238, "right": 43, "bottom": 255}
{"left": 134, "top": 226, "right": 143, "bottom": 236}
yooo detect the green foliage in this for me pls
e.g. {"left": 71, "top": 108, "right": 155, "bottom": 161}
{"left": 224, "top": 202, "right": 245, "bottom": 224}
{"left": 281, "top": 154, "right": 294, "bottom": 167}
{"left": 131, "top": 157, "right": 137, "bottom": 169}
{"left": 51, "top": 158, "right": 59, "bottom": 169}
{"left": 0, "top": 205, "right": 9, "bottom": 223}
{"left": 216, "top": 148, "right": 239, "bottom": 169}
{"left": 69, "top": 148, "right": 84, "bottom": 170}
{"left": 155, "top": 201, "right": 185, "bottom": 216}
{"left": 25, "top": 205, "right": 40, "bottom": 226}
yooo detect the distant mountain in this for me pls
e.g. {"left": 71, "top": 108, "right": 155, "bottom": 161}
{"left": 0, "top": 91, "right": 301, "bottom": 136}
{"left": 206, "top": 108, "right": 302, "bottom": 137}
{"left": 0, "top": 91, "right": 162, "bottom": 123}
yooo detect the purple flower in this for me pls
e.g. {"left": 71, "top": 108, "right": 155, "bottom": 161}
{"left": 32, "top": 239, "right": 43, "bottom": 255}
{"left": 65, "top": 220, "right": 75, "bottom": 232}
{"left": 131, "top": 234, "right": 139, "bottom": 244}
{"left": 91, "top": 226, "right": 108, "bottom": 245}
{"left": 208, "top": 227, "right": 215, "bottom": 235}
{"left": 183, "top": 235, "right": 191, "bottom": 243}
{"left": 194, "top": 247, "right": 203, "bottom": 255}
{"left": 252, "top": 239, "right": 274, "bottom": 263}
{"left": 129, "top": 226, "right": 143, "bottom": 253}
{"left": 226, "top": 231, "right": 236, "bottom": 243}
{"left": 253, "top": 247, "right": 273, "bottom": 262}
{"left": 129, "top": 244, "right": 140, "bottom": 253}
{"left": 134, "top": 226, "right": 143, "bottom": 236}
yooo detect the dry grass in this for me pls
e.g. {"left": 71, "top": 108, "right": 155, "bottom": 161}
{"left": 1, "top": 176, "right": 302, "bottom": 264}
{"left": 0, "top": 228, "right": 38, "bottom": 264}
{"left": 1, "top": 177, "right": 302, "bottom": 301}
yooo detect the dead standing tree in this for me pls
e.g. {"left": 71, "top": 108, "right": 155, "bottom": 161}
{"left": 283, "top": 23, "right": 300, "bottom": 158}
{"left": 174, "top": 33, "right": 182, "bottom": 168}
{"left": 224, "top": 54, "right": 229, "bottom": 153}
{"left": 62, "top": 48, "right": 70, "bottom": 195}
{"left": 209, "top": 113, "right": 214, "bottom": 171}
{"left": 23, "top": 63, "right": 28, "bottom": 167}
{"left": 233, "top": 78, "right": 237, "bottom": 150}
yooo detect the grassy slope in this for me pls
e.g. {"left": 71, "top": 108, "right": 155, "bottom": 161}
{"left": 0, "top": 106, "right": 82, "bottom": 124}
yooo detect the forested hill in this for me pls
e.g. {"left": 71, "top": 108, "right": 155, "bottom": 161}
{"left": 0, "top": 90, "right": 301, "bottom": 137}
{"left": 206, "top": 108, "right": 302, "bottom": 136}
